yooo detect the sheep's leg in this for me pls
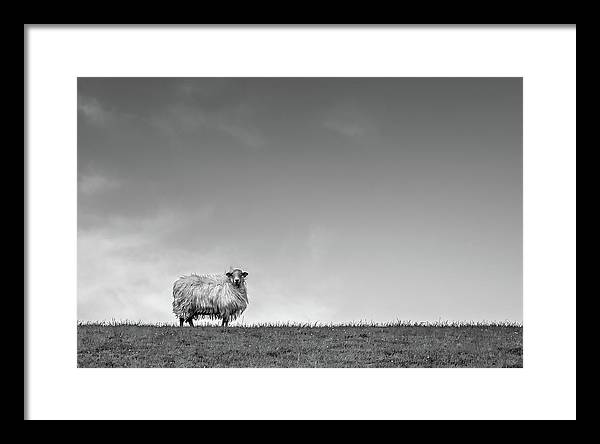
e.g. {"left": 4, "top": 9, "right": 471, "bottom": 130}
{"left": 187, "top": 318, "right": 194, "bottom": 327}
{"left": 222, "top": 317, "right": 229, "bottom": 328}
{"left": 179, "top": 317, "right": 184, "bottom": 327}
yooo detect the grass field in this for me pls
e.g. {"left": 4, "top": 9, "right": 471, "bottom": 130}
{"left": 77, "top": 321, "right": 522, "bottom": 368}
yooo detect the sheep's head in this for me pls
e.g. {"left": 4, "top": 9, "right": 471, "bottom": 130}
{"left": 226, "top": 268, "right": 248, "bottom": 288}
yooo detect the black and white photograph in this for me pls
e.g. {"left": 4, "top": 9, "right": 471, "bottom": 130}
{"left": 25, "top": 25, "right": 576, "bottom": 420}
{"left": 77, "top": 77, "right": 523, "bottom": 368}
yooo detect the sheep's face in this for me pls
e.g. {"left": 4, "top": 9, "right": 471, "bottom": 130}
{"left": 226, "top": 269, "right": 248, "bottom": 288}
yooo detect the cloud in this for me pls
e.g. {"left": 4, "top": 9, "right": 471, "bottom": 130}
{"left": 79, "top": 172, "right": 120, "bottom": 195}
{"left": 78, "top": 96, "right": 112, "bottom": 126}
{"left": 154, "top": 101, "right": 266, "bottom": 151}
{"left": 217, "top": 120, "right": 265, "bottom": 149}
{"left": 176, "top": 78, "right": 232, "bottom": 99}
{"left": 77, "top": 208, "right": 225, "bottom": 323}
{"left": 78, "top": 94, "right": 140, "bottom": 128}
{"left": 77, "top": 207, "right": 346, "bottom": 324}
{"left": 322, "top": 102, "right": 377, "bottom": 141}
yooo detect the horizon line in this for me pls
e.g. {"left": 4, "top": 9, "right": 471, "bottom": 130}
{"left": 77, "top": 319, "right": 523, "bottom": 328}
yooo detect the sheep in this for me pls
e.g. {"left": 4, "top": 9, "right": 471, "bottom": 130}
{"left": 172, "top": 267, "right": 249, "bottom": 327}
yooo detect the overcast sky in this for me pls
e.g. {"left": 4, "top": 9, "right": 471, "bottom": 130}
{"left": 78, "top": 77, "right": 522, "bottom": 324}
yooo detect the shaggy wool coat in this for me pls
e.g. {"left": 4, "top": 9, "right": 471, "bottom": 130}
{"left": 172, "top": 274, "right": 248, "bottom": 322}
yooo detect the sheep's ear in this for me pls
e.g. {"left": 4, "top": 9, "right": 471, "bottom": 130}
{"left": 226, "top": 272, "right": 233, "bottom": 277}
{"left": 242, "top": 271, "right": 248, "bottom": 278}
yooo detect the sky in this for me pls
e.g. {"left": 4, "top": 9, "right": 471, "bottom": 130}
{"left": 77, "top": 77, "right": 522, "bottom": 324}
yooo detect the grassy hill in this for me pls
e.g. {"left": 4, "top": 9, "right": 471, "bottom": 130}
{"left": 77, "top": 322, "right": 522, "bottom": 368}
